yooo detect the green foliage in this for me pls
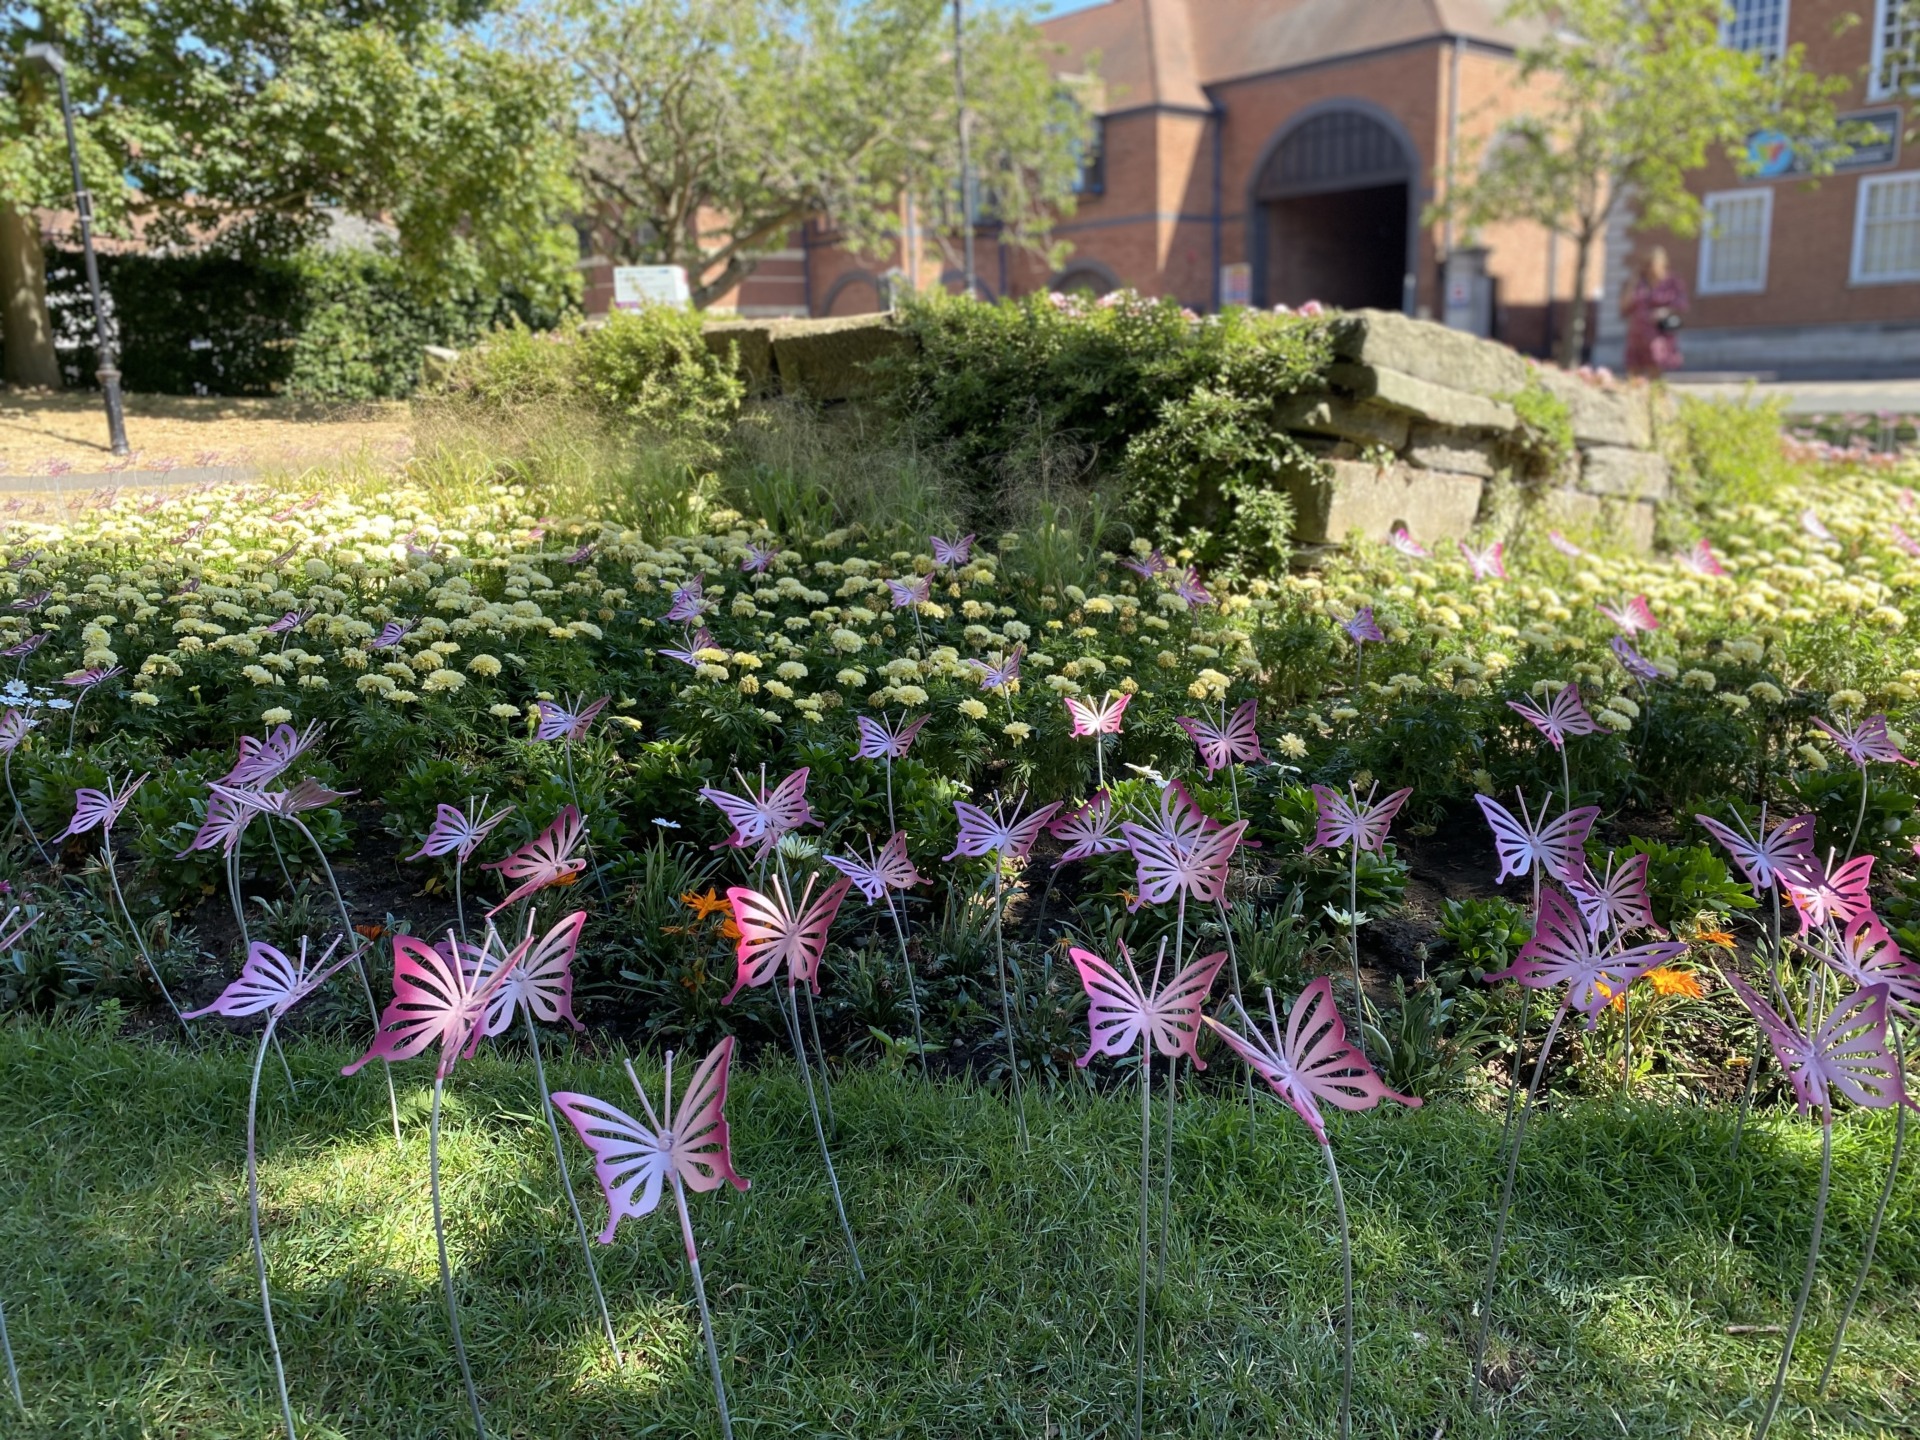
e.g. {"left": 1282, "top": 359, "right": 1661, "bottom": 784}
{"left": 46, "top": 245, "right": 560, "bottom": 399}
{"left": 1436, "top": 896, "right": 1532, "bottom": 978}
{"left": 1499, "top": 376, "right": 1576, "bottom": 477}
{"left": 1364, "top": 977, "right": 1497, "bottom": 1100}
{"left": 1617, "top": 837, "right": 1757, "bottom": 928}
{"left": 1668, "top": 392, "right": 1801, "bottom": 517}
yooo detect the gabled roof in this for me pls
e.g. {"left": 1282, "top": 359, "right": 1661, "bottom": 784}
{"left": 1042, "top": 0, "right": 1537, "bottom": 112}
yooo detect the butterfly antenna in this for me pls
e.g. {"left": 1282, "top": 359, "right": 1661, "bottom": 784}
{"left": 624, "top": 1056, "right": 665, "bottom": 1131}
{"left": 1263, "top": 986, "right": 1284, "bottom": 1046}
{"left": 662, "top": 1051, "right": 677, "bottom": 1132}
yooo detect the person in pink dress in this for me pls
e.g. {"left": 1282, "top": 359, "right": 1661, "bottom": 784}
{"left": 1621, "top": 245, "right": 1688, "bottom": 377}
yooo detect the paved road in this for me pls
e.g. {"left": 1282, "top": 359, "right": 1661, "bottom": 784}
{"left": 1668, "top": 375, "right": 1920, "bottom": 417}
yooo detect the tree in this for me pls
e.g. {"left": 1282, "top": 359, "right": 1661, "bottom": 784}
{"left": 516, "top": 0, "right": 1092, "bottom": 309}
{"left": 1436, "top": 0, "right": 1852, "bottom": 366}
{"left": 0, "top": 2, "right": 579, "bottom": 387}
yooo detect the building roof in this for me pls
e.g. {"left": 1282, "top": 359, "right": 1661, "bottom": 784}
{"left": 1042, "top": 0, "right": 1537, "bottom": 112}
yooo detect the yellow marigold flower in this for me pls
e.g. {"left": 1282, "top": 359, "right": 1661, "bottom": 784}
{"left": 357, "top": 674, "right": 396, "bottom": 696}
{"left": 467, "top": 654, "right": 502, "bottom": 677}
{"left": 1831, "top": 688, "right": 1867, "bottom": 710}
{"left": 1003, "top": 721, "right": 1032, "bottom": 743}
{"left": 776, "top": 661, "right": 808, "bottom": 681}
{"left": 959, "top": 698, "right": 989, "bottom": 720}
{"left": 423, "top": 668, "right": 464, "bottom": 694}
{"left": 261, "top": 706, "right": 293, "bottom": 724}
{"left": 1681, "top": 669, "right": 1718, "bottom": 692}
{"left": 738, "top": 675, "right": 761, "bottom": 695}
{"left": 387, "top": 690, "right": 419, "bottom": 704}
{"left": 836, "top": 668, "right": 867, "bottom": 687}
{"left": 130, "top": 691, "right": 159, "bottom": 707}
{"left": 298, "top": 675, "right": 329, "bottom": 690}
{"left": 489, "top": 702, "right": 521, "bottom": 718}
{"left": 1278, "top": 732, "right": 1309, "bottom": 759}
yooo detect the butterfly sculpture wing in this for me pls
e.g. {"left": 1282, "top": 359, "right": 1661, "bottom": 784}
{"left": 1206, "top": 979, "right": 1421, "bottom": 1143}
{"left": 58, "top": 775, "right": 146, "bottom": 840}
{"left": 344, "top": 933, "right": 497, "bottom": 1078}
{"left": 853, "top": 713, "right": 929, "bottom": 760}
{"left": 972, "top": 644, "right": 1025, "bottom": 691}
{"left": 1893, "top": 523, "right": 1920, "bottom": 557}
{"left": 930, "top": 533, "right": 975, "bottom": 567}
{"left": 1724, "top": 974, "right": 1904, "bottom": 1116}
{"left": 1459, "top": 541, "right": 1506, "bottom": 580}
{"left": 1610, "top": 635, "right": 1662, "bottom": 682}
{"left": 1486, "top": 887, "right": 1687, "bottom": 1023}
{"left": 1122, "top": 809, "right": 1246, "bottom": 909}
{"left": 1547, "top": 530, "right": 1586, "bottom": 558}
{"left": 1689, "top": 539, "right": 1727, "bottom": 576}
{"left": 659, "top": 627, "right": 714, "bottom": 668}
{"left": 1810, "top": 917, "right": 1920, "bottom": 1018}
{"left": 1476, "top": 793, "right": 1599, "bottom": 884}
{"left": 1305, "top": 784, "right": 1412, "bottom": 855}
{"left": 825, "top": 832, "right": 926, "bottom": 902}
{"left": 885, "top": 576, "right": 930, "bottom": 608}
{"left": 482, "top": 806, "right": 587, "bottom": 914}
{"left": 407, "top": 801, "right": 513, "bottom": 862}
{"left": 1064, "top": 692, "right": 1129, "bottom": 736}
{"left": 477, "top": 910, "right": 588, "bottom": 1037}
{"left": 550, "top": 1088, "right": 683, "bottom": 1240}
{"left": 1175, "top": 569, "right": 1212, "bottom": 607}
{"left": 183, "top": 941, "right": 305, "bottom": 1019}
{"left": 1174, "top": 698, "right": 1262, "bottom": 776}
{"left": 1051, "top": 791, "right": 1128, "bottom": 864}
{"left": 1389, "top": 527, "right": 1429, "bottom": 559}
{"left": 724, "top": 875, "right": 851, "bottom": 1000}
{"left": 943, "top": 798, "right": 1060, "bottom": 861}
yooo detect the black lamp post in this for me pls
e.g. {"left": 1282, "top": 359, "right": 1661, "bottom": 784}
{"left": 24, "top": 40, "right": 129, "bottom": 457}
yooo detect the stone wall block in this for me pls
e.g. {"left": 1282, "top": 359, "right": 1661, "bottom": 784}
{"left": 1327, "top": 308, "right": 1534, "bottom": 399}
{"left": 767, "top": 314, "right": 908, "bottom": 400}
{"left": 1327, "top": 363, "right": 1519, "bottom": 433}
{"left": 1546, "top": 488, "right": 1656, "bottom": 552}
{"left": 1286, "top": 459, "right": 1484, "bottom": 544}
{"left": 1534, "top": 367, "right": 1654, "bottom": 448}
{"left": 1580, "top": 445, "right": 1670, "bottom": 500}
{"left": 1272, "top": 394, "right": 1410, "bottom": 449}
{"left": 1404, "top": 424, "right": 1497, "bottom": 477}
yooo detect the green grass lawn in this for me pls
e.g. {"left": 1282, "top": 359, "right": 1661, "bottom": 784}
{"left": 1, "top": 1020, "right": 1913, "bottom": 1439}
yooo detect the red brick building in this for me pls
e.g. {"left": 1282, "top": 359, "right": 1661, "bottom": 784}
{"left": 1596, "top": 0, "right": 1920, "bottom": 377}
{"left": 712, "top": 0, "right": 1593, "bottom": 359}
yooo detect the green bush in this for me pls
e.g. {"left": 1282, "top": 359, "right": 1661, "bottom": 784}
{"left": 47, "top": 245, "right": 559, "bottom": 400}
{"left": 446, "top": 308, "right": 744, "bottom": 461}
{"left": 1668, "top": 390, "right": 1798, "bottom": 517}
{"left": 886, "top": 292, "right": 1333, "bottom": 565}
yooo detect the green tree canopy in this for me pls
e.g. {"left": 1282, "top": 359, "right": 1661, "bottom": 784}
{"left": 515, "top": 0, "right": 1093, "bottom": 308}
{"left": 1435, "top": 0, "right": 1852, "bottom": 365}
{"left": 0, "top": 1, "right": 579, "bottom": 385}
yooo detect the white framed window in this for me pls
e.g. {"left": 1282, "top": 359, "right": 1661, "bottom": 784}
{"left": 1869, "top": 0, "right": 1917, "bottom": 100}
{"left": 1852, "top": 171, "right": 1920, "bottom": 283}
{"left": 1698, "top": 189, "right": 1774, "bottom": 294}
{"left": 1723, "top": 0, "right": 1790, "bottom": 59}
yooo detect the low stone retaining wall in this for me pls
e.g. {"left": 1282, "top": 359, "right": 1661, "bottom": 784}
{"left": 701, "top": 307, "right": 1672, "bottom": 552}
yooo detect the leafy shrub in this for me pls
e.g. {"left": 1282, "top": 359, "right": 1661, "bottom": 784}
{"left": 1616, "top": 838, "right": 1756, "bottom": 927}
{"left": 1436, "top": 896, "right": 1531, "bottom": 979}
{"left": 1668, "top": 391, "right": 1799, "bottom": 517}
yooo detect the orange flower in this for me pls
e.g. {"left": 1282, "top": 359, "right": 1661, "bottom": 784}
{"left": 718, "top": 916, "right": 741, "bottom": 942}
{"left": 1694, "top": 928, "right": 1736, "bottom": 950}
{"left": 1117, "top": 888, "right": 1138, "bottom": 908}
{"left": 551, "top": 871, "right": 581, "bottom": 887}
{"left": 681, "top": 887, "right": 730, "bottom": 921}
{"left": 1646, "top": 965, "right": 1704, "bottom": 999}
{"left": 353, "top": 923, "right": 385, "bottom": 941}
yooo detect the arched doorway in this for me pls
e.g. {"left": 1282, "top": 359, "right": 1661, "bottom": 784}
{"left": 823, "top": 271, "right": 883, "bottom": 316}
{"left": 1251, "top": 103, "right": 1419, "bottom": 314}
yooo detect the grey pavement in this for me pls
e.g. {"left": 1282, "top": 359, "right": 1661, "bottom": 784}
{"left": 1666, "top": 375, "right": 1920, "bottom": 417}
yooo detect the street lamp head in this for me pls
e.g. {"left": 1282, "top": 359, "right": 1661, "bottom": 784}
{"left": 24, "top": 42, "right": 67, "bottom": 77}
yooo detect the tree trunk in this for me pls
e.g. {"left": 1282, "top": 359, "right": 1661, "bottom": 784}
{"left": 1559, "top": 228, "right": 1595, "bottom": 369}
{"left": 0, "top": 205, "right": 60, "bottom": 389}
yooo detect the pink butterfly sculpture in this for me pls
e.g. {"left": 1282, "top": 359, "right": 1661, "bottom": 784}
{"left": 0, "top": 708, "right": 33, "bottom": 754}
{"left": 1685, "top": 539, "right": 1728, "bottom": 577}
{"left": 219, "top": 721, "right": 326, "bottom": 789}
{"left": 1063, "top": 690, "right": 1130, "bottom": 737}
{"left": 699, "top": 766, "right": 814, "bottom": 861}
{"left": 1485, "top": 886, "right": 1687, "bottom": 1025}
{"left": 943, "top": 794, "right": 1063, "bottom": 862}
{"left": 723, "top": 873, "right": 852, "bottom": 1001}
{"left": 1892, "top": 522, "right": 1920, "bottom": 558}
{"left": 1567, "top": 852, "right": 1659, "bottom": 936}
{"left": 369, "top": 619, "right": 416, "bottom": 650}
{"left": 534, "top": 696, "right": 610, "bottom": 744}
{"left": 1786, "top": 853, "right": 1876, "bottom": 935}
{"left": 552, "top": 1041, "right": 750, "bottom": 1436}
{"left": 1596, "top": 595, "right": 1658, "bottom": 634}
{"left": 1050, "top": 790, "right": 1129, "bottom": 864}
{"left": 1458, "top": 539, "right": 1506, "bottom": 580}
{"left": 1342, "top": 607, "right": 1384, "bottom": 647}
{"left": 1175, "top": 568, "right": 1213, "bottom": 607}
{"left": 659, "top": 626, "right": 716, "bottom": 668}
{"left": 1070, "top": 940, "right": 1226, "bottom": 1070}
{"left": 970, "top": 644, "right": 1024, "bottom": 692}
{"left": 665, "top": 574, "right": 705, "bottom": 621}
{"left": 344, "top": 931, "right": 504, "bottom": 1079}
{"left": 58, "top": 771, "right": 147, "bottom": 840}
{"left": 930, "top": 533, "right": 975, "bottom": 568}
{"left": 825, "top": 831, "right": 927, "bottom": 903}
{"left": 468, "top": 909, "right": 589, "bottom": 1038}
{"left": 1547, "top": 529, "right": 1587, "bottom": 558}
{"left": 8, "top": 589, "right": 47, "bottom": 610}
{"left": 263, "top": 609, "right": 311, "bottom": 636}
{"left": 1119, "top": 781, "right": 1247, "bottom": 911}
{"left": 177, "top": 787, "right": 260, "bottom": 859}
{"left": 1507, "top": 682, "right": 1601, "bottom": 751}
{"left": 1813, "top": 714, "right": 1913, "bottom": 768}
{"left": 186, "top": 936, "right": 358, "bottom": 1439}
{"left": 1389, "top": 526, "right": 1429, "bottom": 559}
{"left": 59, "top": 664, "right": 123, "bottom": 688}
{"left": 723, "top": 874, "right": 864, "bottom": 1270}
{"left": 1304, "top": 783, "right": 1411, "bottom": 856}
{"left": 853, "top": 712, "right": 928, "bottom": 761}
{"left": 1476, "top": 791, "right": 1599, "bottom": 887}
{"left": 407, "top": 798, "right": 514, "bottom": 863}
{"left": 0, "top": 631, "right": 47, "bottom": 658}
{"left": 1121, "top": 548, "right": 1169, "bottom": 579}
{"left": 1803, "top": 509, "right": 1835, "bottom": 542}
{"left": 563, "top": 543, "right": 597, "bottom": 566}
{"left": 742, "top": 542, "right": 778, "bottom": 574}
{"left": 482, "top": 805, "right": 588, "bottom": 914}
{"left": 1695, "top": 810, "right": 1819, "bottom": 893}
{"left": 885, "top": 575, "right": 931, "bottom": 609}
{"left": 1611, "top": 635, "right": 1662, "bottom": 683}
{"left": 214, "top": 777, "right": 354, "bottom": 820}
{"left": 1808, "top": 916, "right": 1920, "bottom": 1018}
{"left": 1175, "top": 698, "right": 1264, "bottom": 777}
{"left": 1209, "top": 979, "right": 1426, "bottom": 1439}
{"left": 346, "top": 928, "right": 516, "bottom": 1434}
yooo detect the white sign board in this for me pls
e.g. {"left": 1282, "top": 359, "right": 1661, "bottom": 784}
{"left": 612, "top": 265, "right": 691, "bottom": 310}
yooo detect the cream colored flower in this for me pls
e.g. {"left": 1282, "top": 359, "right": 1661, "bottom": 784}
{"left": 261, "top": 706, "right": 293, "bottom": 724}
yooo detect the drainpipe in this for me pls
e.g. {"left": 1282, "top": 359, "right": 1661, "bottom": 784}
{"left": 802, "top": 222, "right": 815, "bottom": 317}
{"left": 1211, "top": 99, "right": 1224, "bottom": 311}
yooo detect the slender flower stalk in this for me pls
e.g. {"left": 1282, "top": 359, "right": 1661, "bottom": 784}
{"left": 247, "top": 1013, "right": 299, "bottom": 1440}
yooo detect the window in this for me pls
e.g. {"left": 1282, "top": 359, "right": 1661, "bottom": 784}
{"left": 1698, "top": 190, "right": 1773, "bottom": 294}
{"left": 1870, "top": 0, "right": 1918, "bottom": 100}
{"left": 1723, "top": 0, "right": 1789, "bottom": 59}
{"left": 1852, "top": 171, "right": 1920, "bottom": 283}
{"left": 1074, "top": 117, "right": 1106, "bottom": 197}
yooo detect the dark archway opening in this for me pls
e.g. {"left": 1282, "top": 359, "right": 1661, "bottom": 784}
{"left": 1253, "top": 105, "right": 1417, "bottom": 313}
